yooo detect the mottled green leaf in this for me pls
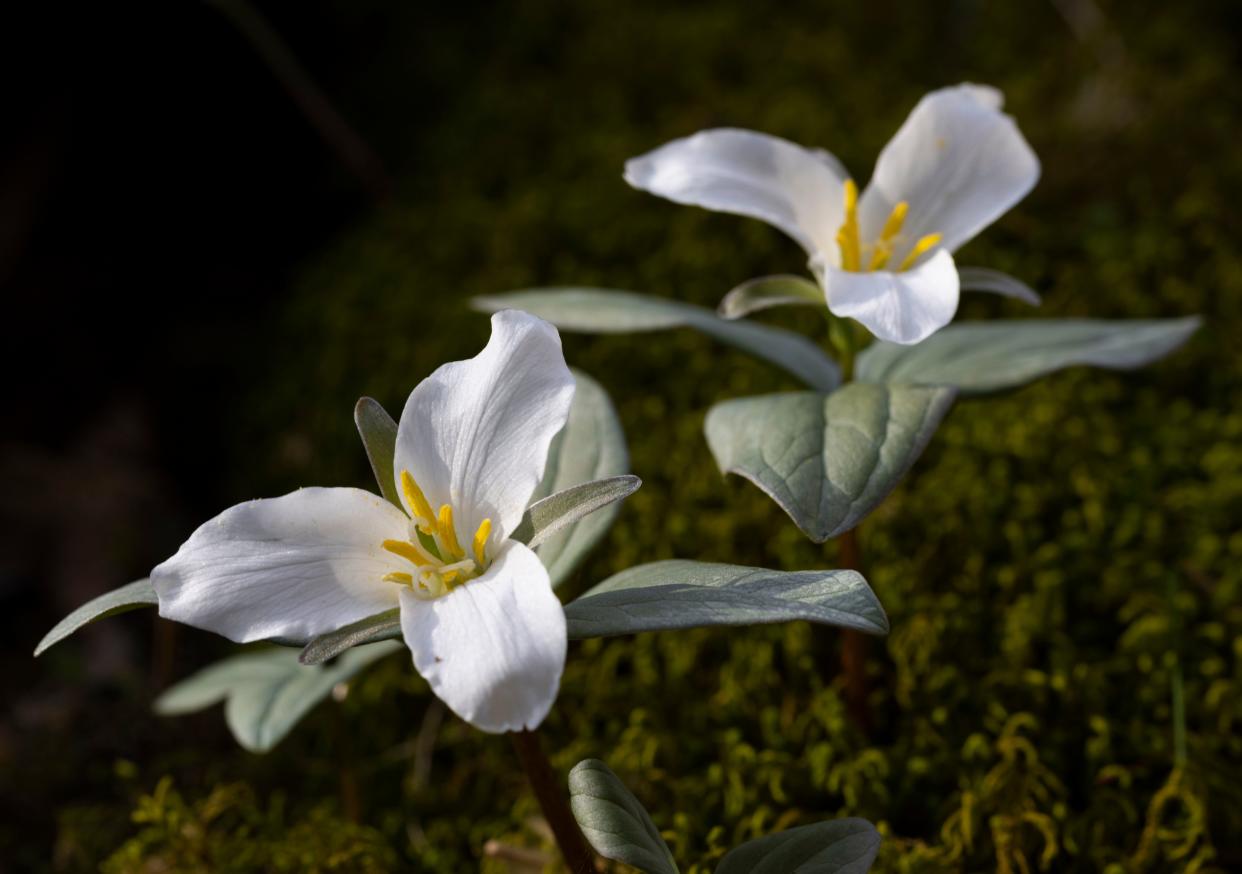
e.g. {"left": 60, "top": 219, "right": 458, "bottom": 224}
{"left": 566, "top": 561, "right": 888, "bottom": 638}
{"left": 856, "top": 317, "right": 1200, "bottom": 394}
{"left": 569, "top": 759, "right": 679, "bottom": 874}
{"left": 704, "top": 385, "right": 955, "bottom": 542}
{"left": 34, "top": 579, "right": 158, "bottom": 656}
{"left": 473, "top": 288, "right": 841, "bottom": 391}
{"left": 717, "top": 274, "right": 823, "bottom": 319}
{"left": 715, "top": 819, "right": 881, "bottom": 873}
{"left": 157, "top": 641, "right": 402, "bottom": 752}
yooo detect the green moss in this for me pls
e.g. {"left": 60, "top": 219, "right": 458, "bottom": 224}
{"left": 99, "top": 777, "right": 395, "bottom": 873}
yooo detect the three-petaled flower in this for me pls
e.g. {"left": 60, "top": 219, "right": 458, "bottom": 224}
{"left": 624, "top": 84, "right": 1040, "bottom": 344}
{"left": 152, "top": 310, "right": 577, "bottom": 733}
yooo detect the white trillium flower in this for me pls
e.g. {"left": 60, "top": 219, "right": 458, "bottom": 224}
{"left": 152, "top": 311, "right": 576, "bottom": 733}
{"left": 624, "top": 84, "right": 1040, "bottom": 344}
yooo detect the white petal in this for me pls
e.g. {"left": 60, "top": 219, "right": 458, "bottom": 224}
{"left": 399, "top": 541, "right": 566, "bottom": 733}
{"left": 152, "top": 488, "right": 408, "bottom": 643}
{"left": 958, "top": 83, "right": 1004, "bottom": 110}
{"left": 859, "top": 83, "right": 1039, "bottom": 255}
{"left": 393, "top": 311, "right": 575, "bottom": 546}
{"left": 816, "top": 249, "right": 960, "bottom": 345}
{"left": 624, "top": 128, "right": 848, "bottom": 256}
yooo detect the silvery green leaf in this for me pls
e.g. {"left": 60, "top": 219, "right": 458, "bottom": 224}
{"left": 569, "top": 759, "right": 679, "bottom": 874}
{"left": 957, "top": 266, "right": 1041, "bottom": 306}
{"left": 511, "top": 475, "right": 640, "bottom": 550}
{"left": 531, "top": 369, "right": 633, "bottom": 587}
{"left": 717, "top": 274, "right": 823, "bottom": 319}
{"left": 473, "top": 288, "right": 841, "bottom": 391}
{"left": 715, "top": 819, "right": 881, "bottom": 874}
{"left": 856, "top": 317, "right": 1201, "bottom": 394}
{"left": 565, "top": 561, "right": 888, "bottom": 638}
{"left": 704, "top": 385, "right": 956, "bottom": 542}
{"left": 34, "top": 579, "right": 158, "bottom": 656}
{"left": 156, "top": 641, "right": 402, "bottom": 752}
{"left": 299, "top": 609, "right": 401, "bottom": 665}
{"left": 354, "top": 397, "right": 401, "bottom": 508}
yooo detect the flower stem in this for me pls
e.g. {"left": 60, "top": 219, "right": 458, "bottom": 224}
{"left": 824, "top": 313, "right": 869, "bottom": 731}
{"left": 510, "top": 729, "right": 595, "bottom": 873}
{"left": 837, "top": 527, "right": 872, "bottom": 733}
{"left": 826, "top": 312, "right": 858, "bottom": 382}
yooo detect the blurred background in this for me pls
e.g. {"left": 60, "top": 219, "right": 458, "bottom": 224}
{"left": 3, "top": 0, "right": 1239, "bottom": 870}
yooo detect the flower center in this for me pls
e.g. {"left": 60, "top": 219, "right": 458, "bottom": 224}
{"left": 834, "top": 179, "right": 943, "bottom": 273}
{"left": 380, "top": 470, "right": 493, "bottom": 599}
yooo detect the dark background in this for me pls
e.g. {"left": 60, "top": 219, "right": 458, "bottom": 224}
{"left": 3, "top": 1, "right": 1239, "bottom": 870}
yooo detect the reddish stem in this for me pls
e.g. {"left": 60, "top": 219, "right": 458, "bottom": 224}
{"left": 510, "top": 729, "right": 595, "bottom": 873}
{"left": 838, "top": 527, "right": 872, "bottom": 733}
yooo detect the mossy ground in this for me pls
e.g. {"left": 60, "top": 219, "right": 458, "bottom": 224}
{"left": 29, "top": 0, "right": 1242, "bottom": 870}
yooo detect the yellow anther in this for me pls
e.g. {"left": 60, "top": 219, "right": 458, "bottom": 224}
{"left": 899, "top": 233, "right": 944, "bottom": 271}
{"left": 382, "top": 538, "right": 434, "bottom": 566}
{"left": 437, "top": 504, "right": 464, "bottom": 559}
{"left": 399, "top": 470, "right": 436, "bottom": 525}
{"left": 867, "top": 202, "right": 909, "bottom": 270}
{"left": 835, "top": 179, "right": 862, "bottom": 272}
{"left": 382, "top": 571, "right": 413, "bottom": 586}
{"left": 879, "top": 201, "right": 909, "bottom": 243}
{"left": 472, "top": 518, "right": 492, "bottom": 566}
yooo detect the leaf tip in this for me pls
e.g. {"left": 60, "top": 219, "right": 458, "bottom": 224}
{"left": 353, "top": 395, "right": 379, "bottom": 420}
{"left": 569, "top": 758, "right": 607, "bottom": 780}
{"left": 716, "top": 295, "right": 743, "bottom": 320}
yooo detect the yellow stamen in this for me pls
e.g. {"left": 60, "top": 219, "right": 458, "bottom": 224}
{"left": 382, "top": 538, "right": 434, "bottom": 566}
{"left": 899, "top": 233, "right": 943, "bottom": 271}
{"left": 868, "top": 201, "right": 909, "bottom": 270}
{"left": 879, "top": 201, "right": 909, "bottom": 242}
{"left": 440, "top": 570, "right": 459, "bottom": 584}
{"left": 399, "top": 470, "right": 436, "bottom": 525}
{"left": 382, "top": 571, "right": 413, "bottom": 586}
{"left": 437, "top": 504, "right": 464, "bottom": 559}
{"left": 835, "top": 179, "right": 861, "bottom": 272}
{"left": 472, "top": 518, "right": 492, "bottom": 565}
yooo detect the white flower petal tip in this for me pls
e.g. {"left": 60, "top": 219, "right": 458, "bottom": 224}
{"left": 399, "top": 542, "right": 566, "bottom": 733}
{"left": 624, "top": 127, "right": 848, "bottom": 255}
{"left": 393, "top": 309, "right": 576, "bottom": 547}
{"left": 861, "top": 83, "right": 1040, "bottom": 255}
{"left": 957, "top": 82, "right": 1004, "bottom": 110}
{"left": 816, "top": 249, "right": 960, "bottom": 345}
{"left": 151, "top": 487, "right": 410, "bottom": 644}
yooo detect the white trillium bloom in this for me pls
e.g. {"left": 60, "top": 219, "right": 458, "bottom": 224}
{"left": 624, "top": 84, "right": 1040, "bottom": 344}
{"left": 152, "top": 311, "right": 576, "bottom": 733}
